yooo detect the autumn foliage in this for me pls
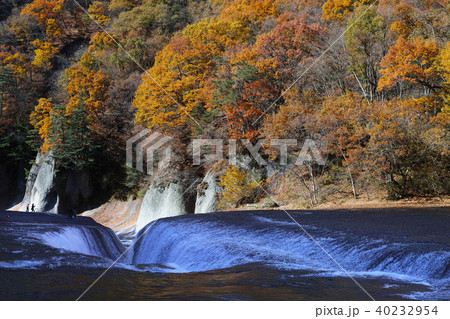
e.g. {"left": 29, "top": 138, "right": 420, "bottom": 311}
{"left": 378, "top": 37, "right": 441, "bottom": 92}
{"left": 322, "top": 0, "right": 373, "bottom": 21}
{"left": 1, "top": 0, "right": 448, "bottom": 203}
{"left": 218, "top": 165, "right": 260, "bottom": 208}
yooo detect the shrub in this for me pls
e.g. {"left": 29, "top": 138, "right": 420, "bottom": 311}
{"left": 218, "top": 166, "right": 260, "bottom": 208}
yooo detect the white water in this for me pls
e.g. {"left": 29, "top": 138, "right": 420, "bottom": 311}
{"left": 39, "top": 225, "right": 125, "bottom": 260}
{"left": 0, "top": 260, "right": 45, "bottom": 269}
{"left": 23, "top": 211, "right": 449, "bottom": 299}
{"left": 33, "top": 213, "right": 449, "bottom": 285}
{"left": 128, "top": 214, "right": 449, "bottom": 286}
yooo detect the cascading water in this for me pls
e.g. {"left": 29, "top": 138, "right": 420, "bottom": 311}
{"left": 129, "top": 212, "right": 449, "bottom": 284}
{"left": 1, "top": 209, "right": 448, "bottom": 300}
{"left": 31, "top": 210, "right": 449, "bottom": 287}
{"left": 39, "top": 226, "right": 125, "bottom": 260}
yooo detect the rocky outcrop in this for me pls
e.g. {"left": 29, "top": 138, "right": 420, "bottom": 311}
{"left": 56, "top": 170, "right": 94, "bottom": 214}
{"left": 18, "top": 152, "right": 98, "bottom": 214}
{"left": 136, "top": 181, "right": 196, "bottom": 233}
{"left": 20, "top": 153, "right": 58, "bottom": 213}
{"left": 195, "top": 171, "right": 219, "bottom": 214}
{"left": 0, "top": 161, "right": 26, "bottom": 210}
{"left": 82, "top": 198, "right": 142, "bottom": 232}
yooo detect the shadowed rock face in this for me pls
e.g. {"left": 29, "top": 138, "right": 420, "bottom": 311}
{"left": 0, "top": 0, "right": 32, "bottom": 21}
{"left": 55, "top": 169, "right": 94, "bottom": 214}
{"left": 18, "top": 152, "right": 97, "bottom": 215}
{"left": 0, "top": 161, "right": 26, "bottom": 210}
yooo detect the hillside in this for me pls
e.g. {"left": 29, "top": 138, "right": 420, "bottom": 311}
{"left": 1, "top": 0, "right": 448, "bottom": 213}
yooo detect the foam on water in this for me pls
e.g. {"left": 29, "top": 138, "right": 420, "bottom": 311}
{"left": 129, "top": 213, "right": 450, "bottom": 286}
{"left": 0, "top": 260, "right": 45, "bottom": 269}
{"left": 3, "top": 210, "right": 447, "bottom": 300}
{"left": 39, "top": 225, "right": 125, "bottom": 260}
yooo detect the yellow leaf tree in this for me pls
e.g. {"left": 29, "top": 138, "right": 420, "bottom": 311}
{"left": 435, "top": 41, "right": 450, "bottom": 113}
{"left": 29, "top": 98, "right": 60, "bottom": 152}
{"left": 65, "top": 53, "right": 110, "bottom": 121}
{"left": 88, "top": 1, "right": 111, "bottom": 26}
{"left": 31, "top": 39, "right": 58, "bottom": 70}
{"left": 218, "top": 166, "right": 259, "bottom": 208}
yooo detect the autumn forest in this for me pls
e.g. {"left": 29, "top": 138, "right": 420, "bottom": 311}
{"left": 0, "top": 0, "right": 449, "bottom": 209}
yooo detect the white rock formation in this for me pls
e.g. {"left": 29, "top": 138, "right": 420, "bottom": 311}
{"left": 135, "top": 182, "right": 187, "bottom": 233}
{"left": 194, "top": 172, "right": 219, "bottom": 214}
{"left": 20, "top": 152, "right": 58, "bottom": 213}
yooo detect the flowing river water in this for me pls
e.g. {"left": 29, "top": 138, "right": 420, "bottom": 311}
{"left": 0, "top": 208, "right": 448, "bottom": 300}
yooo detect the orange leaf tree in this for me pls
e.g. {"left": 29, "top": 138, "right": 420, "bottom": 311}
{"left": 322, "top": 0, "right": 373, "bottom": 22}
{"left": 255, "top": 12, "right": 325, "bottom": 87}
{"left": 366, "top": 98, "right": 447, "bottom": 198}
{"left": 378, "top": 37, "right": 441, "bottom": 92}
{"left": 132, "top": 0, "right": 276, "bottom": 135}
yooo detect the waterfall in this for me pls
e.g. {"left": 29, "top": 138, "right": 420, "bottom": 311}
{"left": 39, "top": 225, "right": 125, "bottom": 260}
{"left": 129, "top": 212, "right": 450, "bottom": 283}
{"left": 2, "top": 209, "right": 448, "bottom": 300}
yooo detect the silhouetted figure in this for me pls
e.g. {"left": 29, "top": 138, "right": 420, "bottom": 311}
{"left": 68, "top": 208, "right": 77, "bottom": 219}
{"left": 31, "top": 204, "right": 35, "bottom": 212}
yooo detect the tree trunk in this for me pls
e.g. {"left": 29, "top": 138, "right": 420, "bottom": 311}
{"left": 307, "top": 163, "right": 318, "bottom": 204}
{"left": 292, "top": 165, "right": 314, "bottom": 206}
{"left": 341, "top": 152, "right": 357, "bottom": 200}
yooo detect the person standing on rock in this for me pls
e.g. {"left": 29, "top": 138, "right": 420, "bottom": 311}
{"left": 31, "top": 204, "right": 35, "bottom": 212}
{"left": 68, "top": 208, "right": 76, "bottom": 219}
{"left": 26, "top": 204, "right": 29, "bottom": 212}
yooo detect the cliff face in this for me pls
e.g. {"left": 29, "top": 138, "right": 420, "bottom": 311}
{"left": 136, "top": 180, "right": 197, "bottom": 233}
{"left": 83, "top": 172, "right": 222, "bottom": 236}
{"left": 82, "top": 198, "right": 142, "bottom": 232}
{"left": 20, "top": 153, "right": 58, "bottom": 213}
{"left": 18, "top": 152, "right": 96, "bottom": 214}
{"left": 81, "top": 172, "right": 221, "bottom": 236}
{"left": 17, "top": 152, "right": 221, "bottom": 232}
{"left": 195, "top": 171, "right": 220, "bottom": 214}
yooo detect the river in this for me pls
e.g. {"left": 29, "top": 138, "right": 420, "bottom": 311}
{"left": 0, "top": 208, "right": 448, "bottom": 300}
